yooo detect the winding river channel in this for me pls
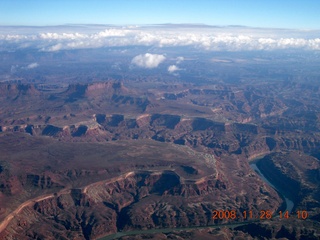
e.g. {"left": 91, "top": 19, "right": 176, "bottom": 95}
{"left": 99, "top": 157, "right": 295, "bottom": 240}
{"left": 250, "top": 160, "right": 294, "bottom": 213}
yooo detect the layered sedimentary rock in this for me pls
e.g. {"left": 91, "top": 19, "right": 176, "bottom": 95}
{"left": 1, "top": 80, "right": 320, "bottom": 239}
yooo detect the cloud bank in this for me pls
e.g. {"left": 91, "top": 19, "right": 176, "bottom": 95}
{"left": 0, "top": 25, "right": 320, "bottom": 52}
{"left": 131, "top": 53, "right": 166, "bottom": 68}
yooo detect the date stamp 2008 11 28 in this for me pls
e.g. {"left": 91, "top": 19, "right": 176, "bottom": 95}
{"left": 212, "top": 210, "right": 308, "bottom": 220}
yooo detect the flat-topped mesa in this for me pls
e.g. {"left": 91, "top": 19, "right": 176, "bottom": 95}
{"left": 85, "top": 81, "right": 130, "bottom": 97}
{"left": 0, "top": 83, "right": 41, "bottom": 98}
{"left": 63, "top": 81, "right": 130, "bottom": 101}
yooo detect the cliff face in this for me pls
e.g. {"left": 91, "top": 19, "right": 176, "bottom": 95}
{"left": 1, "top": 81, "right": 320, "bottom": 159}
{"left": 1, "top": 80, "right": 320, "bottom": 239}
{"left": 256, "top": 152, "right": 320, "bottom": 212}
{"left": 0, "top": 83, "right": 41, "bottom": 99}
{"left": 3, "top": 113, "right": 320, "bottom": 161}
{"left": 0, "top": 170, "right": 280, "bottom": 240}
{"left": 0, "top": 132, "right": 284, "bottom": 240}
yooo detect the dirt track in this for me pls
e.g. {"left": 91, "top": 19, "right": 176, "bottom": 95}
{"left": 0, "top": 194, "right": 53, "bottom": 233}
{"left": 0, "top": 189, "right": 71, "bottom": 234}
{"left": 0, "top": 170, "right": 169, "bottom": 234}
{"left": 0, "top": 171, "right": 137, "bottom": 234}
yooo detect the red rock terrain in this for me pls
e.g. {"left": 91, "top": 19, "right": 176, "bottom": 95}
{"left": 0, "top": 81, "right": 320, "bottom": 239}
{"left": 0, "top": 132, "right": 282, "bottom": 239}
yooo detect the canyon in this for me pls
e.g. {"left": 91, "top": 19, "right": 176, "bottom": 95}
{"left": 0, "top": 78, "right": 319, "bottom": 239}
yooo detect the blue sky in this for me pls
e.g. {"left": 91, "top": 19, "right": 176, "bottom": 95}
{"left": 0, "top": 0, "right": 319, "bottom": 29}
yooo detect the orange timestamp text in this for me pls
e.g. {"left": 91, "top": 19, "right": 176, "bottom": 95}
{"left": 212, "top": 210, "right": 308, "bottom": 220}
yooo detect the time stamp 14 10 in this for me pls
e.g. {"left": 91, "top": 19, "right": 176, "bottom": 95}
{"left": 212, "top": 210, "right": 308, "bottom": 220}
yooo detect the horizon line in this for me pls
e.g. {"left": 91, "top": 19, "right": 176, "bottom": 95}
{"left": 0, "top": 23, "right": 319, "bottom": 31}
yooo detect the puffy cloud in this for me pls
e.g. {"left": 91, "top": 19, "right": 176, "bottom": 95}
{"left": 1, "top": 25, "right": 320, "bottom": 52}
{"left": 131, "top": 53, "right": 166, "bottom": 68}
{"left": 168, "top": 57, "right": 184, "bottom": 74}
{"left": 45, "top": 43, "right": 63, "bottom": 52}
{"left": 26, "top": 62, "right": 39, "bottom": 69}
{"left": 176, "top": 56, "right": 184, "bottom": 63}
{"left": 168, "top": 65, "right": 180, "bottom": 73}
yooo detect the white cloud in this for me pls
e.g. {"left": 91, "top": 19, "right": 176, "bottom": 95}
{"left": 39, "top": 32, "right": 86, "bottom": 40}
{"left": 10, "top": 65, "right": 18, "bottom": 74}
{"left": 168, "top": 65, "right": 180, "bottom": 73}
{"left": 94, "top": 29, "right": 132, "bottom": 38}
{"left": 131, "top": 53, "right": 166, "bottom": 68}
{"left": 44, "top": 43, "right": 63, "bottom": 52}
{"left": 1, "top": 25, "right": 320, "bottom": 52}
{"left": 176, "top": 56, "right": 184, "bottom": 63}
{"left": 26, "top": 62, "right": 39, "bottom": 69}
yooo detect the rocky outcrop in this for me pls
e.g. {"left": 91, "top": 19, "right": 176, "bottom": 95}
{"left": 0, "top": 83, "right": 41, "bottom": 99}
{"left": 1, "top": 79, "right": 320, "bottom": 240}
{"left": 42, "top": 125, "right": 63, "bottom": 136}
{"left": 235, "top": 220, "right": 320, "bottom": 240}
{"left": 256, "top": 152, "right": 320, "bottom": 211}
{"left": 2, "top": 112, "right": 320, "bottom": 159}
{"left": 0, "top": 169, "right": 279, "bottom": 239}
